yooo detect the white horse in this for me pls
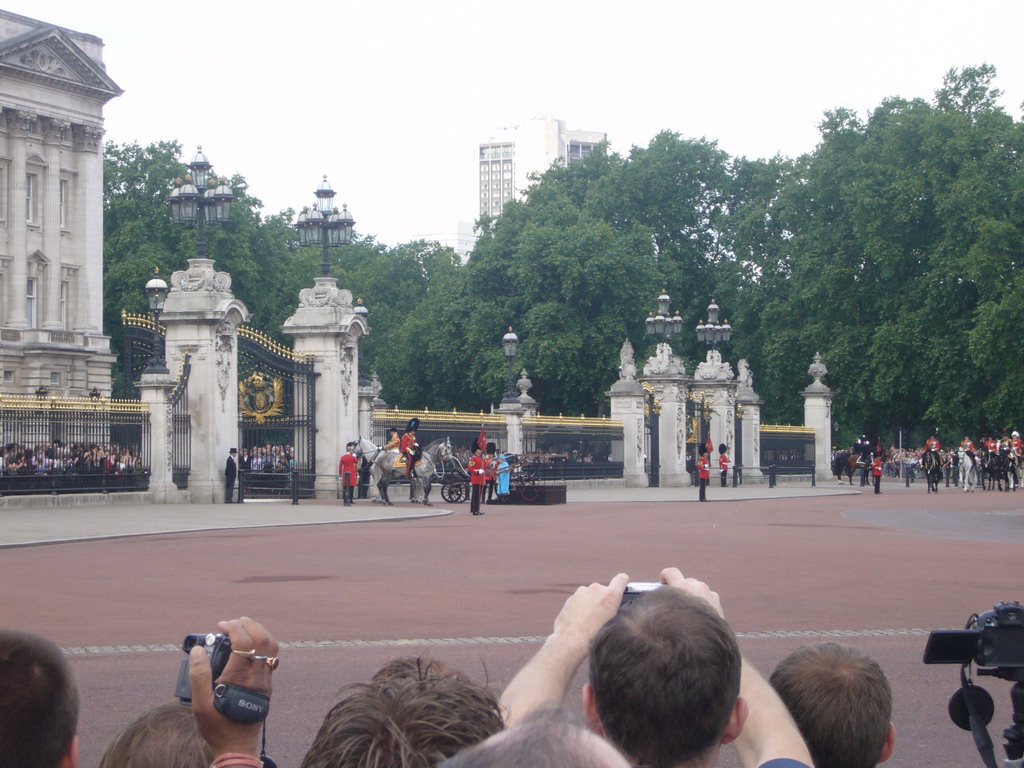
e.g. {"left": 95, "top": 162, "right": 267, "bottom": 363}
{"left": 958, "top": 447, "right": 978, "bottom": 492}
{"left": 353, "top": 436, "right": 452, "bottom": 506}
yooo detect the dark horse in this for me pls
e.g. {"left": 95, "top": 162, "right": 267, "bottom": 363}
{"left": 833, "top": 449, "right": 869, "bottom": 486}
{"left": 922, "top": 449, "right": 943, "bottom": 494}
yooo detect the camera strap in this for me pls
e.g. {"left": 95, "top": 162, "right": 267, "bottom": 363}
{"left": 959, "top": 667, "right": 998, "bottom": 768}
{"left": 213, "top": 683, "right": 270, "bottom": 722}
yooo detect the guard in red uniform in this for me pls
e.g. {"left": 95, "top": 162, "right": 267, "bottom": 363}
{"left": 338, "top": 442, "right": 359, "bottom": 506}
{"left": 401, "top": 419, "right": 420, "bottom": 478}
{"left": 718, "top": 444, "right": 730, "bottom": 488}
{"left": 1012, "top": 432, "right": 1023, "bottom": 457}
{"left": 697, "top": 447, "right": 710, "bottom": 502}
{"left": 925, "top": 436, "right": 941, "bottom": 451}
{"left": 871, "top": 455, "right": 883, "bottom": 494}
{"left": 468, "top": 447, "right": 488, "bottom": 516}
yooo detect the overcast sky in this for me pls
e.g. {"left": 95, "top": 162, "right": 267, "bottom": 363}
{"left": 11, "top": 0, "right": 1024, "bottom": 247}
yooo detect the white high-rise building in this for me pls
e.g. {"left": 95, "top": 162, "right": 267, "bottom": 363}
{"left": 478, "top": 117, "right": 605, "bottom": 218}
{"left": 0, "top": 11, "right": 121, "bottom": 396}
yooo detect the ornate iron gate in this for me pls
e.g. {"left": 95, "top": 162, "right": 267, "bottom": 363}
{"left": 236, "top": 327, "right": 317, "bottom": 498}
{"left": 170, "top": 353, "right": 191, "bottom": 489}
{"left": 121, "top": 310, "right": 161, "bottom": 398}
{"left": 642, "top": 382, "right": 660, "bottom": 487}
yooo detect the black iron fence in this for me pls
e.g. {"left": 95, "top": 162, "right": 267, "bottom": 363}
{"left": 0, "top": 395, "right": 150, "bottom": 495}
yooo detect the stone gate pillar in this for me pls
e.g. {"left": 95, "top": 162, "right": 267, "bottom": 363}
{"left": 801, "top": 352, "right": 834, "bottom": 481}
{"left": 161, "top": 259, "right": 250, "bottom": 504}
{"left": 735, "top": 359, "right": 763, "bottom": 478}
{"left": 284, "top": 277, "right": 368, "bottom": 497}
{"left": 640, "top": 342, "right": 691, "bottom": 487}
{"left": 606, "top": 341, "right": 646, "bottom": 487}
{"left": 692, "top": 350, "right": 740, "bottom": 477}
{"left": 136, "top": 372, "right": 184, "bottom": 503}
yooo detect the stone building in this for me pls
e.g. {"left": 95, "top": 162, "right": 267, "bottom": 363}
{"left": 0, "top": 10, "right": 121, "bottom": 396}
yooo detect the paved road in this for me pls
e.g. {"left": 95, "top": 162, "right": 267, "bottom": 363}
{"left": 1, "top": 479, "right": 1018, "bottom": 768}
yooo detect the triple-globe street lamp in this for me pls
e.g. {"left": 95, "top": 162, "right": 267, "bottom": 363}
{"left": 166, "top": 147, "right": 236, "bottom": 259}
{"left": 695, "top": 298, "right": 731, "bottom": 348}
{"left": 294, "top": 176, "right": 355, "bottom": 277}
{"left": 645, "top": 290, "right": 683, "bottom": 340}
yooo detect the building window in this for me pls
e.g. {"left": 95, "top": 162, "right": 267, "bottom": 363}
{"left": 3, "top": 371, "right": 12, "bottom": 383}
{"left": 59, "top": 179, "right": 69, "bottom": 228}
{"left": 26, "top": 174, "right": 37, "bottom": 222}
{"left": 26, "top": 277, "right": 36, "bottom": 326}
{"left": 60, "top": 281, "right": 68, "bottom": 329}
{"left": 49, "top": 371, "right": 60, "bottom": 386}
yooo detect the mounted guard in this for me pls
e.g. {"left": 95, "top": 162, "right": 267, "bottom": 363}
{"left": 400, "top": 418, "right": 422, "bottom": 479}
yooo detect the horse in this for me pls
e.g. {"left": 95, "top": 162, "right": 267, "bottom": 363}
{"left": 832, "top": 450, "right": 863, "bottom": 485}
{"left": 354, "top": 436, "right": 452, "bottom": 507}
{"left": 979, "top": 449, "right": 1006, "bottom": 492}
{"left": 957, "top": 447, "right": 978, "bottom": 492}
{"left": 998, "top": 446, "right": 1019, "bottom": 492}
{"left": 922, "top": 448, "right": 943, "bottom": 494}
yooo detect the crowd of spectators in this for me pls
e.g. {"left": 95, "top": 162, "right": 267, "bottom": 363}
{"left": 0, "top": 441, "right": 146, "bottom": 493}
{"left": 237, "top": 445, "right": 296, "bottom": 474}
{"left": 1, "top": 568, "right": 897, "bottom": 768}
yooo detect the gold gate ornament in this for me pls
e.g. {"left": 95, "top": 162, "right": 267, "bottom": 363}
{"left": 239, "top": 372, "right": 284, "bottom": 424}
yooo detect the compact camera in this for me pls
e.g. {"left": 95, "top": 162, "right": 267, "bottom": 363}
{"left": 620, "top": 582, "right": 661, "bottom": 609}
{"left": 924, "top": 601, "right": 1024, "bottom": 668}
{"left": 174, "top": 632, "right": 233, "bottom": 704}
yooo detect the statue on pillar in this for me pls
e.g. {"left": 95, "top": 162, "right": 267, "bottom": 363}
{"left": 643, "top": 342, "right": 685, "bottom": 376}
{"left": 619, "top": 341, "right": 637, "bottom": 381}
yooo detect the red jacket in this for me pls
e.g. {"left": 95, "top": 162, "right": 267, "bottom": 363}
{"left": 468, "top": 455, "right": 488, "bottom": 485}
{"left": 338, "top": 453, "right": 358, "bottom": 485}
{"left": 698, "top": 456, "right": 710, "bottom": 480}
{"left": 871, "top": 458, "right": 883, "bottom": 476}
{"left": 719, "top": 454, "right": 730, "bottom": 472}
{"left": 401, "top": 432, "right": 418, "bottom": 455}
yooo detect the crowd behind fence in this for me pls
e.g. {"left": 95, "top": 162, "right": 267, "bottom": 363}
{"left": 0, "top": 396, "right": 151, "bottom": 495}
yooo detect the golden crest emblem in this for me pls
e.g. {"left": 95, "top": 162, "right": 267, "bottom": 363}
{"left": 239, "top": 371, "right": 285, "bottom": 424}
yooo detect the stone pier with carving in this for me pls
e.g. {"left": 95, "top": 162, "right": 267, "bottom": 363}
{"left": 641, "top": 342, "right": 691, "bottom": 487}
{"left": 801, "top": 352, "right": 834, "bottom": 481}
{"left": 284, "top": 276, "right": 368, "bottom": 496}
{"left": 161, "top": 258, "right": 250, "bottom": 504}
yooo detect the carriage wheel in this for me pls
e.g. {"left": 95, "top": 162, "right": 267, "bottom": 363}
{"left": 441, "top": 481, "right": 467, "bottom": 503}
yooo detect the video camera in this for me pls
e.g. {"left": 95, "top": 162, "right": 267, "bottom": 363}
{"left": 924, "top": 602, "right": 1024, "bottom": 768}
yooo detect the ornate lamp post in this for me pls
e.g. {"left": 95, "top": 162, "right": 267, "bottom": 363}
{"left": 144, "top": 267, "right": 169, "bottom": 375}
{"left": 294, "top": 176, "right": 355, "bottom": 277}
{"left": 645, "top": 290, "right": 683, "bottom": 341}
{"left": 166, "top": 147, "right": 235, "bottom": 258}
{"left": 501, "top": 327, "right": 519, "bottom": 404}
{"left": 695, "top": 298, "right": 731, "bottom": 349}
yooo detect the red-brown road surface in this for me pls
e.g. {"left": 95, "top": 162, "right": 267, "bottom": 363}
{"left": 1, "top": 483, "right": 1021, "bottom": 768}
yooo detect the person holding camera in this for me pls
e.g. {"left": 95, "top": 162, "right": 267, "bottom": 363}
{"left": 499, "top": 569, "right": 812, "bottom": 768}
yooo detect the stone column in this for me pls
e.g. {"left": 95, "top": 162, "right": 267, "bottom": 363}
{"left": 608, "top": 376, "right": 646, "bottom": 487}
{"left": 801, "top": 352, "right": 834, "bottom": 481}
{"left": 7, "top": 109, "right": 30, "bottom": 328}
{"left": 161, "top": 259, "right": 249, "bottom": 504}
{"left": 636, "top": 341, "right": 691, "bottom": 487}
{"left": 499, "top": 404, "right": 524, "bottom": 454}
{"left": 41, "top": 118, "right": 67, "bottom": 329}
{"left": 136, "top": 372, "right": 182, "bottom": 503}
{"left": 734, "top": 359, "right": 763, "bottom": 477}
{"left": 284, "top": 277, "right": 368, "bottom": 497}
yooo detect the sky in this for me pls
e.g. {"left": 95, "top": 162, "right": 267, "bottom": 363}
{"left": 11, "top": 0, "right": 1024, "bottom": 247}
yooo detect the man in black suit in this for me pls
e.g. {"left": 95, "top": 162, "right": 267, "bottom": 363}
{"left": 225, "top": 447, "right": 238, "bottom": 503}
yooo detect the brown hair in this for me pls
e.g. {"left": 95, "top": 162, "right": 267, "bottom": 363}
{"left": 440, "top": 708, "right": 627, "bottom": 768}
{"left": 301, "top": 657, "right": 503, "bottom": 768}
{"left": 98, "top": 701, "right": 214, "bottom": 768}
{"left": 0, "top": 629, "right": 79, "bottom": 768}
{"left": 588, "top": 588, "right": 741, "bottom": 768}
{"left": 770, "top": 642, "right": 892, "bottom": 768}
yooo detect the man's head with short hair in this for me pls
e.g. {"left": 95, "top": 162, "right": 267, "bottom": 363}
{"left": 98, "top": 701, "right": 213, "bottom": 768}
{"left": 585, "top": 587, "right": 743, "bottom": 768}
{"left": 770, "top": 642, "right": 895, "bottom": 768}
{"left": 440, "top": 708, "right": 629, "bottom": 768}
{"left": 301, "top": 657, "right": 503, "bottom": 768}
{"left": 0, "top": 629, "right": 80, "bottom": 768}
